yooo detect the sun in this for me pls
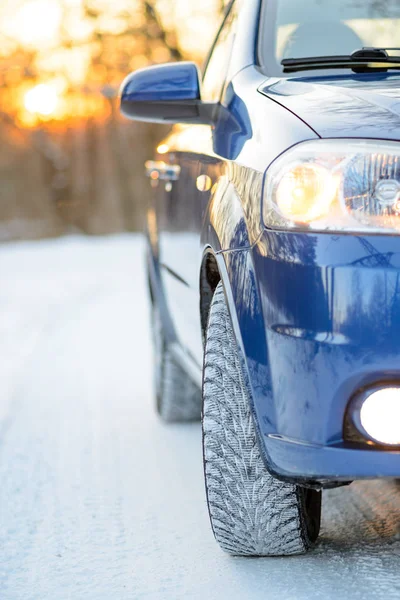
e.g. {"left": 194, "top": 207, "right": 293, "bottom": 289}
{"left": 24, "top": 84, "right": 60, "bottom": 117}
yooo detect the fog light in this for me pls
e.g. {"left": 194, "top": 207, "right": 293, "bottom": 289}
{"left": 359, "top": 387, "right": 400, "bottom": 445}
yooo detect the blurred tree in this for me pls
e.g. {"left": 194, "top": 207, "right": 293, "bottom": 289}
{"left": 0, "top": 0, "right": 224, "bottom": 239}
{"left": 0, "top": 0, "right": 226, "bottom": 114}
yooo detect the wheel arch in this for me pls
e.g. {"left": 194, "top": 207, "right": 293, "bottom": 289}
{"left": 199, "top": 243, "right": 287, "bottom": 483}
{"left": 200, "top": 248, "right": 221, "bottom": 345}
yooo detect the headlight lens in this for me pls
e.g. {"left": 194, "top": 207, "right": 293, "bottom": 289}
{"left": 263, "top": 139, "right": 400, "bottom": 233}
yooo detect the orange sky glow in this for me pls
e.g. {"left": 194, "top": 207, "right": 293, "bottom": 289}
{"left": 0, "top": 0, "right": 222, "bottom": 125}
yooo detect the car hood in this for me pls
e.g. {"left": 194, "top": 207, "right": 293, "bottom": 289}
{"left": 259, "top": 74, "right": 400, "bottom": 141}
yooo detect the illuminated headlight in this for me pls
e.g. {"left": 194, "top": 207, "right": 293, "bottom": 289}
{"left": 263, "top": 140, "right": 400, "bottom": 233}
{"left": 353, "top": 386, "right": 400, "bottom": 446}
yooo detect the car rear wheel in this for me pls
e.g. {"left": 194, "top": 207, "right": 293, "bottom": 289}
{"left": 150, "top": 295, "right": 202, "bottom": 423}
{"left": 202, "top": 282, "right": 321, "bottom": 556}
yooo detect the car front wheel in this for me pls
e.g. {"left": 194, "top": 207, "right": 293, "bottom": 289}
{"left": 202, "top": 282, "right": 321, "bottom": 556}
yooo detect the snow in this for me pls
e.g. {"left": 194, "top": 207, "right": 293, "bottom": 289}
{"left": 0, "top": 234, "right": 400, "bottom": 600}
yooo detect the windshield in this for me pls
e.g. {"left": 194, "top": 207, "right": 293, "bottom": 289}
{"left": 259, "top": 0, "right": 400, "bottom": 75}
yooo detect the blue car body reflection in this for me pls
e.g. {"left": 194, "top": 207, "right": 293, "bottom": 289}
{"left": 121, "top": 0, "right": 400, "bottom": 486}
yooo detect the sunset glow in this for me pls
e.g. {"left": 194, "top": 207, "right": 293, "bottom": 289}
{"left": 24, "top": 83, "right": 60, "bottom": 117}
{"left": 0, "top": 0, "right": 224, "bottom": 128}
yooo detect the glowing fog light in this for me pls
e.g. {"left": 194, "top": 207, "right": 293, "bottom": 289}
{"left": 359, "top": 387, "right": 400, "bottom": 446}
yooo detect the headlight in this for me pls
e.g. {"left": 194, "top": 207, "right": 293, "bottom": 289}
{"left": 263, "top": 139, "right": 400, "bottom": 233}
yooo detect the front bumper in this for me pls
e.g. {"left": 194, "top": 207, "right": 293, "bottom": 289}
{"left": 224, "top": 229, "right": 400, "bottom": 483}
{"left": 266, "top": 435, "right": 400, "bottom": 483}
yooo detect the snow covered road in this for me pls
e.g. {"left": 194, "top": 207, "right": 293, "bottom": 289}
{"left": 0, "top": 235, "right": 400, "bottom": 600}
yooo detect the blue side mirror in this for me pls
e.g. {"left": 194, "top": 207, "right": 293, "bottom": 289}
{"left": 119, "top": 62, "right": 216, "bottom": 125}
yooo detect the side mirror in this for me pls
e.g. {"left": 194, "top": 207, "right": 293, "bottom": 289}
{"left": 119, "top": 62, "right": 216, "bottom": 125}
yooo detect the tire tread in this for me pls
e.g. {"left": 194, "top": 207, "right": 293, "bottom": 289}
{"left": 202, "top": 283, "right": 315, "bottom": 556}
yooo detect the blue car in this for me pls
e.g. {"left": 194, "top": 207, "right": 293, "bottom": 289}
{"left": 120, "top": 0, "right": 400, "bottom": 556}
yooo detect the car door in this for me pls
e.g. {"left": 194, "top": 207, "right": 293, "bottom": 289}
{"left": 147, "top": 1, "right": 239, "bottom": 367}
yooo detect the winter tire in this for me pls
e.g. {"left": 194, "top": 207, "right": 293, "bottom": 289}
{"left": 150, "top": 297, "right": 202, "bottom": 423}
{"left": 202, "top": 282, "right": 321, "bottom": 556}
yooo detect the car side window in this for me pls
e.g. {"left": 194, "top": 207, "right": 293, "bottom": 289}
{"left": 202, "top": 1, "right": 238, "bottom": 102}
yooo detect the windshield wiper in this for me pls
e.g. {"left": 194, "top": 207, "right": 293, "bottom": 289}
{"left": 282, "top": 48, "right": 400, "bottom": 73}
